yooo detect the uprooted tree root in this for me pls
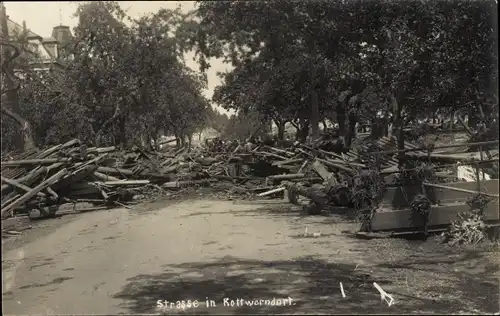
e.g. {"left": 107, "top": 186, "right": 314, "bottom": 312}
{"left": 444, "top": 193, "right": 494, "bottom": 246}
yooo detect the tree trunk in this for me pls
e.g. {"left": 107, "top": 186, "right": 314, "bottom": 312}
{"left": 274, "top": 119, "right": 286, "bottom": 141}
{"left": 1, "top": 7, "right": 35, "bottom": 152}
{"left": 297, "top": 118, "right": 310, "bottom": 142}
{"left": 345, "top": 113, "right": 357, "bottom": 149}
{"left": 174, "top": 132, "right": 180, "bottom": 146}
{"left": 336, "top": 103, "right": 347, "bottom": 137}
{"left": 390, "top": 95, "right": 406, "bottom": 167}
{"left": 187, "top": 133, "right": 192, "bottom": 149}
{"left": 118, "top": 114, "right": 127, "bottom": 149}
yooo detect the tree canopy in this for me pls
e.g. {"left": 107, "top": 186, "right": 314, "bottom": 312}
{"left": 1, "top": 0, "right": 498, "bottom": 153}
{"left": 185, "top": 0, "right": 498, "bottom": 145}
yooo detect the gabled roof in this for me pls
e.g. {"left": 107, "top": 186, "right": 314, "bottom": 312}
{"left": 2, "top": 17, "right": 57, "bottom": 61}
{"left": 4, "top": 18, "right": 40, "bottom": 39}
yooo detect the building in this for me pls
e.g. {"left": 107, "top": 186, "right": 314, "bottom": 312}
{"left": 0, "top": 3, "right": 73, "bottom": 72}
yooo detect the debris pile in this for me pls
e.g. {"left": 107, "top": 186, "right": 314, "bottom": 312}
{"left": 1, "top": 134, "right": 498, "bottom": 239}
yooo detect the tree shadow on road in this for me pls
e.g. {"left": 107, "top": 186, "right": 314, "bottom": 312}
{"left": 113, "top": 255, "right": 468, "bottom": 315}
{"left": 376, "top": 246, "right": 500, "bottom": 314}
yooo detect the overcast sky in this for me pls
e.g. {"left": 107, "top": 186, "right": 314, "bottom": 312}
{"left": 4, "top": 1, "right": 232, "bottom": 114}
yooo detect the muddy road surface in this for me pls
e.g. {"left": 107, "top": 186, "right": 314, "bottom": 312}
{"left": 2, "top": 199, "right": 499, "bottom": 315}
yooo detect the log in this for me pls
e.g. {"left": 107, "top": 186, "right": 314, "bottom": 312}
{"left": 96, "top": 166, "right": 134, "bottom": 176}
{"left": 158, "top": 138, "right": 178, "bottom": 145}
{"left": 1, "top": 158, "right": 72, "bottom": 167}
{"left": 103, "top": 180, "right": 150, "bottom": 186}
{"left": 267, "top": 173, "right": 306, "bottom": 181}
{"left": 45, "top": 187, "right": 58, "bottom": 199}
{"left": 257, "top": 187, "right": 286, "bottom": 197}
{"left": 1, "top": 194, "right": 20, "bottom": 210}
{"left": 60, "top": 139, "right": 80, "bottom": 149}
{"left": 326, "top": 158, "right": 365, "bottom": 168}
{"left": 95, "top": 146, "right": 116, "bottom": 153}
{"left": 0, "top": 166, "right": 47, "bottom": 195}
{"left": 72, "top": 154, "right": 108, "bottom": 171}
{"left": 46, "top": 162, "right": 66, "bottom": 172}
{"left": 1, "top": 168, "right": 68, "bottom": 217}
{"left": 162, "top": 164, "right": 179, "bottom": 173}
{"left": 264, "top": 146, "right": 295, "bottom": 157}
{"left": 298, "top": 160, "right": 309, "bottom": 173}
{"left": 255, "top": 151, "right": 288, "bottom": 160}
{"left": 272, "top": 158, "right": 304, "bottom": 167}
{"left": 0, "top": 176, "right": 46, "bottom": 197}
{"left": 93, "top": 172, "right": 120, "bottom": 182}
{"left": 316, "top": 158, "right": 355, "bottom": 174}
{"left": 161, "top": 178, "right": 217, "bottom": 188}
{"left": 36, "top": 144, "right": 62, "bottom": 158}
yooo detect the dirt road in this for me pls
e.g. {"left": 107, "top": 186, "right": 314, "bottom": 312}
{"left": 2, "top": 199, "right": 499, "bottom": 315}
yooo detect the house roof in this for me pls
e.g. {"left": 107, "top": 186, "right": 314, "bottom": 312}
{"left": 4, "top": 18, "right": 40, "bottom": 39}
{"left": 43, "top": 37, "right": 58, "bottom": 43}
{"left": 1, "top": 17, "right": 60, "bottom": 62}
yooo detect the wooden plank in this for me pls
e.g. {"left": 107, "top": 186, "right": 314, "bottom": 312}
{"left": 93, "top": 172, "right": 120, "bottom": 182}
{"left": 1, "top": 158, "right": 72, "bottom": 167}
{"left": 407, "top": 150, "right": 500, "bottom": 161}
{"left": 267, "top": 173, "right": 306, "bottom": 180}
{"left": 370, "top": 201, "right": 499, "bottom": 231}
{"left": 272, "top": 158, "right": 304, "bottom": 167}
{"left": 0, "top": 166, "right": 47, "bottom": 195}
{"left": 96, "top": 166, "right": 134, "bottom": 176}
{"left": 1, "top": 176, "right": 46, "bottom": 197}
{"left": 257, "top": 187, "right": 286, "bottom": 197}
{"left": 382, "top": 179, "right": 499, "bottom": 208}
{"left": 103, "top": 180, "right": 150, "bottom": 186}
{"left": 312, "top": 160, "right": 333, "bottom": 182}
{"left": 423, "top": 182, "right": 499, "bottom": 198}
{"left": 1, "top": 168, "right": 68, "bottom": 217}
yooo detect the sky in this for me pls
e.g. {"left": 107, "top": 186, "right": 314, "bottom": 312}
{"left": 4, "top": 1, "right": 233, "bottom": 114}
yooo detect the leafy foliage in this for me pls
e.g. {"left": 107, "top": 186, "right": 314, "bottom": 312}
{"left": 2, "top": 1, "right": 212, "bottom": 152}
{"left": 187, "top": 0, "right": 498, "bottom": 142}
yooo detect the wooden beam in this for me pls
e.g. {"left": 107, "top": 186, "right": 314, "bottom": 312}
{"left": 1, "top": 168, "right": 68, "bottom": 217}
{"left": 370, "top": 201, "right": 499, "bottom": 231}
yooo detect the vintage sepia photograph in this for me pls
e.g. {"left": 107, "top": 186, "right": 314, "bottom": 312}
{"left": 1, "top": 0, "right": 499, "bottom": 315}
